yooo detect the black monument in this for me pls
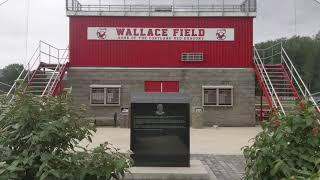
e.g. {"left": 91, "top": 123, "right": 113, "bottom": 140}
{"left": 130, "top": 93, "right": 191, "bottom": 167}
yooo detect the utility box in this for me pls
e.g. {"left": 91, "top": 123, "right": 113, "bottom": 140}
{"left": 120, "top": 107, "right": 130, "bottom": 128}
{"left": 130, "top": 93, "right": 191, "bottom": 167}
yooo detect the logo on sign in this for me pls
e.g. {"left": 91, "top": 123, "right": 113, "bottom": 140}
{"left": 96, "top": 28, "right": 107, "bottom": 40}
{"left": 216, "top": 29, "right": 227, "bottom": 40}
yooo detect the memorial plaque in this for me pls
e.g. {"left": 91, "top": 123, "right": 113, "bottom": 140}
{"left": 130, "top": 93, "right": 191, "bottom": 167}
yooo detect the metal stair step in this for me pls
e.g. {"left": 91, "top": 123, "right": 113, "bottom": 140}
{"left": 28, "top": 86, "right": 48, "bottom": 90}
{"left": 28, "top": 86, "right": 47, "bottom": 89}
{"left": 31, "top": 78, "right": 51, "bottom": 80}
{"left": 276, "top": 92, "right": 294, "bottom": 94}
{"left": 274, "top": 88, "right": 292, "bottom": 90}
{"left": 263, "top": 70, "right": 283, "bottom": 74}
{"left": 26, "top": 90, "right": 44, "bottom": 93}
{"left": 277, "top": 97, "right": 296, "bottom": 100}
{"left": 29, "top": 82, "right": 53, "bottom": 84}
{"left": 34, "top": 73, "right": 58, "bottom": 76}
{"left": 263, "top": 71, "right": 283, "bottom": 74}
{"left": 270, "top": 79, "right": 288, "bottom": 82}
{"left": 264, "top": 64, "right": 282, "bottom": 67}
{"left": 273, "top": 84, "right": 291, "bottom": 86}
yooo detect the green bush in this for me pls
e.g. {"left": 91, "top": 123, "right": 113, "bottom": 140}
{"left": 0, "top": 92, "right": 132, "bottom": 180}
{"left": 243, "top": 102, "right": 320, "bottom": 180}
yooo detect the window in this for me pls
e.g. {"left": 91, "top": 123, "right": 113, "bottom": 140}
{"left": 181, "top": 53, "right": 204, "bottom": 61}
{"left": 90, "top": 85, "right": 121, "bottom": 106}
{"left": 202, "top": 86, "right": 233, "bottom": 106}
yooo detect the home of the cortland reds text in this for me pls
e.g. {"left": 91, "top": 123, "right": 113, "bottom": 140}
{"left": 88, "top": 27, "right": 235, "bottom": 41}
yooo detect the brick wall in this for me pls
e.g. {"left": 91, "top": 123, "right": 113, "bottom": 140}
{"left": 68, "top": 68, "right": 256, "bottom": 127}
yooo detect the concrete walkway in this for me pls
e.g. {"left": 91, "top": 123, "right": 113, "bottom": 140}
{"left": 83, "top": 127, "right": 261, "bottom": 155}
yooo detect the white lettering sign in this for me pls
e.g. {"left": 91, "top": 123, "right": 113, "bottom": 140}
{"left": 88, "top": 27, "right": 235, "bottom": 41}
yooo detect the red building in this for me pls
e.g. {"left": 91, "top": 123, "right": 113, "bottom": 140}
{"left": 66, "top": 0, "right": 257, "bottom": 126}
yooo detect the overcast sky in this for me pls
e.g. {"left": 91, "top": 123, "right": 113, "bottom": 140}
{"left": 0, "top": 0, "right": 319, "bottom": 68}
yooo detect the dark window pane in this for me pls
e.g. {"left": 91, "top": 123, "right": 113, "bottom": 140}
{"left": 219, "top": 89, "right": 232, "bottom": 105}
{"left": 106, "top": 88, "right": 120, "bottom": 104}
{"left": 91, "top": 88, "right": 105, "bottom": 104}
{"left": 204, "top": 89, "right": 217, "bottom": 105}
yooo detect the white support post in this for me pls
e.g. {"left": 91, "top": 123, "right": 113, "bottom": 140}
{"left": 290, "top": 65, "right": 293, "bottom": 81}
{"left": 49, "top": 46, "right": 51, "bottom": 64}
{"left": 198, "top": 0, "right": 200, "bottom": 16}
{"left": 222, "top": 0, "right": 224, "bottom": 16}
{"left": 280, "top": 42, "right": 283, "bottom": 64}
{"left": 58, "top": 50, "right": 60, "bottom": 65}
{"left": 149, "top": 0, "right": 151, "bottom": 16}
{"left": 247, "top": 0, "right": 250, "bottom": 11}
{"left": 172, "top": 0, "right": 175, "bottom": 15}
{"left": 271, "top": 46, "right": 274, "bottom": 64}
{"left": 39, "top": 41, "right": 41, "bottom": 64}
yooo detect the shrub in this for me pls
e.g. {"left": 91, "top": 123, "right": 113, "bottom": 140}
{"left": 0, "top": 92, "right": 132, "bottom": 180}
{"left": 243, "top": 102, "right": 320, "bottom": 180}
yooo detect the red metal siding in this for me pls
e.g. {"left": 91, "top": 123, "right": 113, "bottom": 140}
{"left": 145, "top": 81, "right": 179, "bottom": 92}
{"left": 162, "top": 81, "right": 179, "bottom": 92}
{"left": 145, "top": 81, "right": 162, "bottom": 92}
{"left": 69, "top": 17, "right": 253, "bottom": 68}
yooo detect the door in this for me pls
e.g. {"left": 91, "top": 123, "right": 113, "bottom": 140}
{"left": 145, "top": 81, "right": 179, "bottom": 93}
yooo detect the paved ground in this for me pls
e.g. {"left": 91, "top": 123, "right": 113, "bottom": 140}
{"left": 192, "top": 155, "right": 246, "bottom": 180}
{"left": 82, "top": 127, "right": 259, "bottom": 180}
{"left": 83, "top": 127, "right": 261, "bottom": 155}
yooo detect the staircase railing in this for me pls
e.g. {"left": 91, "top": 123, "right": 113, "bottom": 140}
{"left": 255, "top": 42, "right": 320, "bottom": 114}
{"left": 6, "top": 44, "right": 41, "bottom": 103}
{"left": 254, "top": 47, "right": 286, "bottom": 115}
{"left": 43, "top": 47, "right": 69, "bottom": 96}
{"left": 280, "top": 43, "right": 320, "bottom": 113}
{"left": 6, "top": 41, "right": 69, "bottom": 102}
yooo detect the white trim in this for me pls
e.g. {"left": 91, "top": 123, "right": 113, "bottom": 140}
{"left": 90, "top": 85, "right": 122, "bottom": 88}
{"left": 70, "top": 67, "right": 252, "bottom": 70}
{"left": 202, "top": 85, "right": 233, "bottom": 89}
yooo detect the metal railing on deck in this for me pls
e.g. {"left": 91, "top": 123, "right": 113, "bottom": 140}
{"left": 66, "top": 0, "right": 257, "bottom": 14}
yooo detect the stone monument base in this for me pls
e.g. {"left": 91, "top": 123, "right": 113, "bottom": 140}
{"left": 123, "top": 160, "right": 209, "bottom": 180}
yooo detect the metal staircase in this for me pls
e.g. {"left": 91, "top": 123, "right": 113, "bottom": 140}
{"left": 6, "top": 41, "right": 69, "bottom": 103}
{"left": 254, "top": 42, "right": 320, "bottom": 118}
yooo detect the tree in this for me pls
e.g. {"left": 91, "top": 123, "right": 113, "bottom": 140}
{"left": 243, "top": 103, "right": 320, "bottom": 179}
{"left": 1, "top": 64, "right": 24, "bottom": 85}
{"left": 0, "top": 92, "right": 132, "bottom": 179}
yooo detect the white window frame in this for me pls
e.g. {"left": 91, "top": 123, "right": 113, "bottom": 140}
{"left": 202, "top": 85, "right": 234, "bottom": 107}
{"left": 90, "top": 85, "right": 121, "bottom": 106}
